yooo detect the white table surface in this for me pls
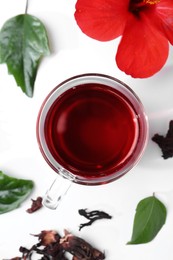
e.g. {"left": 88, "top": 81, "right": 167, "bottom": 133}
{"left": 1, "top": 0, "right": 173, "bottom": 259}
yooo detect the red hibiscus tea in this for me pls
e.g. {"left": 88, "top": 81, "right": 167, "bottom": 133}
{"left": 37, "top": 74, "right": 148, "bottom": 185}
{"left": 45, "top": 84, "right": 137, "bottom": 177}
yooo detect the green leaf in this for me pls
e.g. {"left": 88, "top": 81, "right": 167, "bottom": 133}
{"left": 0, "top": 14, "right": 50, "bottom": 97}
{"left": 127, "top": 194, "right": 167, "bottom": 244}
{"left": 0, "top": 170, "right": 34, "bottom": 214}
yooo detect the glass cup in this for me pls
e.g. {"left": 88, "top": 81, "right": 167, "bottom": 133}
{"left": 36, "top": 73, "right": 148, "bottom": 209}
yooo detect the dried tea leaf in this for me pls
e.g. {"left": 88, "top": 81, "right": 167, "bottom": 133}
{"left": 78, "top": 209, "right": 112, "bottom": 230}
{"left": 0, "top": 14, "right": 50, "bottom": 97}
{"left": 127, "top": 194, "right": 167, "bottom": 244}
{"left": 0, "top": 170, "right": 34, "bottom": 214}
{"left": 152, "top": 120, "right": 173, "bottom": 159}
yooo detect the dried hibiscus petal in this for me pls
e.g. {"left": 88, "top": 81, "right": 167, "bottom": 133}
{"left": 33, "top": 230, "right": 60, "bottom": 246}
{"left": 60, "top": 230, "right": 105, "bottom": 260}
{"left": 152, "top": 120, "right": 173, "bottom": 159}
{"left": 8, "top": 229, "right": 105, "bottom": 260}
{"left": 26, "top": 196, "right": 43, "bottom": 213}
{"left": 78, "top": 209, "right": 112, "bottom": 230}
{"left": 15, "top": 231, "right": 66, "bottom": 260}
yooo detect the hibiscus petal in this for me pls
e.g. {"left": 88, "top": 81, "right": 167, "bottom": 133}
{"left": 74, "top": 0, "right": 129, "bottom": 41}
{"left": 156, "top": 0, "right": 173, "bottom": 44}
{"left": 116, "top": 13, "right": 169, "bottom": 78}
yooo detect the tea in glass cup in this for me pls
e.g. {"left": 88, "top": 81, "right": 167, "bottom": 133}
{"left": 36, "top": 74, "right": 148, "bottom": 209}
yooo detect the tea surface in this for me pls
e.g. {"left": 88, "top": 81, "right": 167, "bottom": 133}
{"left": 44, "top": 83, "right": 139, "bottom": 178}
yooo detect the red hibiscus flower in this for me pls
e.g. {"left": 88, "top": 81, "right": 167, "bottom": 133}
{"left": 74, "top": 0, "right": 173, "bottom": 78}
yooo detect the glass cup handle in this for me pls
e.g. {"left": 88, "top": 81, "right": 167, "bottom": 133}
{"left": 42, "top": 175, "right": 72, "bottom": 210}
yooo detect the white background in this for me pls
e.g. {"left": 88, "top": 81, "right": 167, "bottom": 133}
{"left": 0, "top": 0, "right": 173, "bottom": 259}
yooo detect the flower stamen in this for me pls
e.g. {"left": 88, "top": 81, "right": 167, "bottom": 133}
{"left": 129, "top": 0, "right": 160, "bottom": 15}
{"left": 143, "top": 0, "right": 160, "bottom": 4}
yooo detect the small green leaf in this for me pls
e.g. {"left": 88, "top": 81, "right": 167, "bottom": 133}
{"left": 0, "top": 14, "right": 50, "bottom": 97}
{"left": 0, "top": 170, "right": 34, "bottom": 214}
{"left": 127, "top": 194, "right": 167, "bottom": 244}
